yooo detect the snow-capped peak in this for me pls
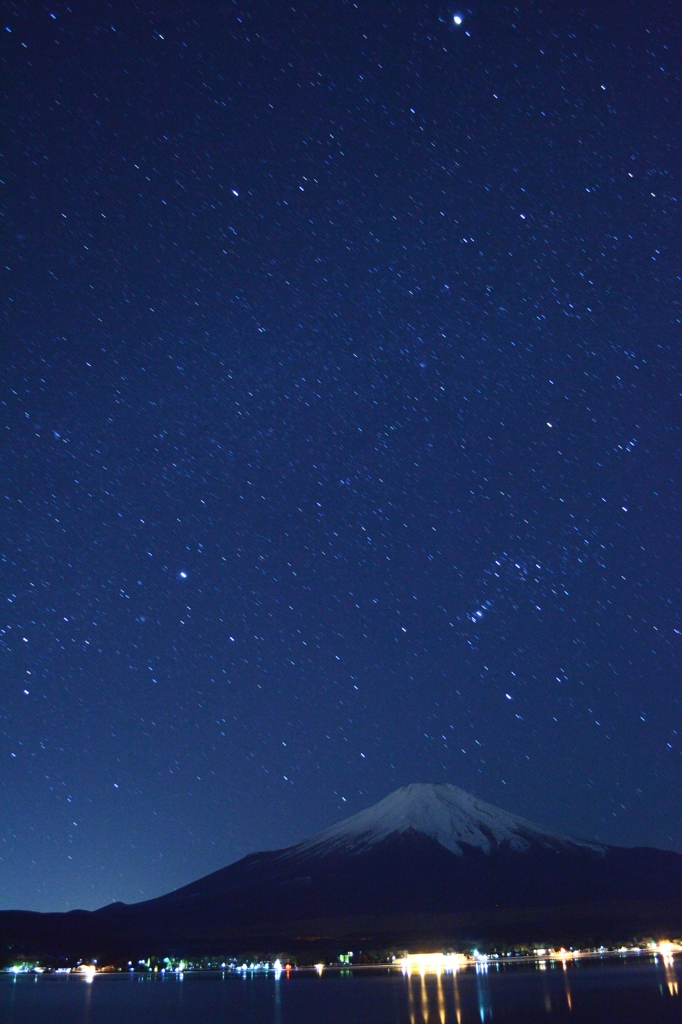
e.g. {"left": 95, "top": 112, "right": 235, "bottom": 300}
{"left": 294, "top": 784, "right": 603, "bottom": 857}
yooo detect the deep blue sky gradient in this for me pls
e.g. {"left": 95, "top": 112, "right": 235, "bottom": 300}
{"left": 1, "top": 0, "right": 681, "bottom": 911}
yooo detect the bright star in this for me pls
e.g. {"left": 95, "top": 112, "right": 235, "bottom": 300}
{"left": 453, "top": 13, "right": 463, "bottom": 26}
{"left": 178, "top": 571, "right": 188, "bottom": 579}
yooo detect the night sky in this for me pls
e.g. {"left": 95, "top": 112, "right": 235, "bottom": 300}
{"left": 2, "top": 0, "right": 681, "bottom": 913}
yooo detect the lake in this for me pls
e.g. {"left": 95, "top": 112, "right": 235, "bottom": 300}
{"left": 1, "top": 954, "right": 680, "bottom": 1023}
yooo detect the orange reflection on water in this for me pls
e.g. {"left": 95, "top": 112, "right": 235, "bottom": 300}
{"left": 662, "top": 954, "right": 679, "bottom": 997}
{"left": 407, "top": 969, "right": 416, "bottom": 1024}
{"left": 404, "top": 963, "right": 464, "bottom": 1024}
{"left": 437, "top": 970, "right": 446, "bottom": 1024}
{"left": 452, "top": 969, "right": 463, "bottom": 1024}
{"left": 420, "top": 968, "right": 429, "bottom": 1024}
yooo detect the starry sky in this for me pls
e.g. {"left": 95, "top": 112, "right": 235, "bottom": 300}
{"left": 1, "top": 0, "right": 681, "bottom": 913}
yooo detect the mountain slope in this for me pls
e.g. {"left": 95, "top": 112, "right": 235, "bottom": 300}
{"left": 292, "top": 783, "right": 605, "bottom": 857}
{"left": 2, "top": 784, "right": 681, "bottom": 959}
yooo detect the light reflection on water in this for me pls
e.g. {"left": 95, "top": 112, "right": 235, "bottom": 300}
{"left": 398, "top": 953, "right": 678, "bottom": 1023}
{"left": 563, "top": 960, "right": 573, "bottom": 1012}
{"left": 1, "top": 954, "right": 680, "bottom": 1024}
{"left": 661, "top": 951, "right": 679, "bottom": 997}
{"left": 405, "top": 967, "right": 493, "bottom": 1024}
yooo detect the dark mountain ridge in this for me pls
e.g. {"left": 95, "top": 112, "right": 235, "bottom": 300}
{"left": 2, "top": 784, "right": 681, "bottom": 959}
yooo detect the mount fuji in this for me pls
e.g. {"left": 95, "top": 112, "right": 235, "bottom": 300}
{"left": 2, "top": 784, "right": 681, "bottom": 959}
{"left": 292, "top": 783, "right": 605, "bottom": 857}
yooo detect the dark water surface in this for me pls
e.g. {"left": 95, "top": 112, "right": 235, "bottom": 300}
{"left": 2, "top": 956, "right": 681, "bottom": 1023}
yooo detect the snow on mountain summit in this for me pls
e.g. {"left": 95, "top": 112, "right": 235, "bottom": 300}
{"left": 294, "top": 783, "right": 603, "bottom": 858}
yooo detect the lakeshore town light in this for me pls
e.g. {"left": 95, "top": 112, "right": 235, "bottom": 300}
{"left": 653, "top": 940, "right": 682, "bottom": 961}
{"left": 399, "top": 953, "right": 467, "bottom": 972}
